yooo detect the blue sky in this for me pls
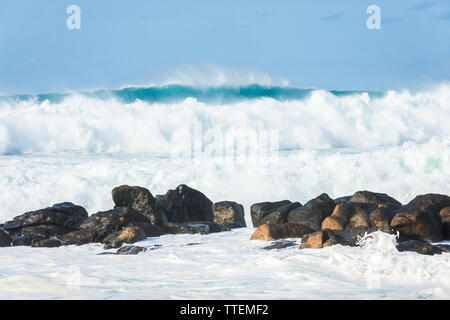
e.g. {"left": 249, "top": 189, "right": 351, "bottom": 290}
{"left": 0, "top": 0, "right": 449, "bottom": 94}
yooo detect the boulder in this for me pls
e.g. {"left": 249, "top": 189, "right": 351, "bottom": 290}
{"left": 396, "top": 240, "right": 444, "bottom": 256}
{"left": 299, "top": 230, "right": 347, "bottom": 249}
{"left": 258, "top": 202, "right": 302, "bottom": 226}
{"left": 334, "top": 196, "right": 352, "bottom": 205}
{"left": 262, "top": 240, "right": 298, "bottom": 250}
{"left": 103, "top": 225, "right": 146, "bottom": 249}
{"left": 250, "top": 223, "right": 314, "bottom": 241}
{"left": 250, "top": 200, "right": 292, "bottom": 228}
{"left": 213, "top": 201, "right": 246, "bottom": 227}
{"left": 116, "top": 245, "right": 148, "bottom": 255}
{"left": 2, "top": 202, "right": 88, "bottom": 232}
{"left": 321, "top": 202, "right": 377, "bottom": 230}
{"left": 0, "top": 229, "right": 11, "bottom": 247}
{"left": 402, "top": 194, "right": 450, "bottom": 214}
{"left": 164, "top": 222, "right": 222, "bottom": 235}
{"left": 156, "top": 185, "right": 214, "bottom": 223}
{"left": 287, "top": 193, "right": 335, "bottom": 230}
{"left": 55, "top": 230, "right": 96, "bottom": 246}
{"left": 127, "top": 221, "right": 167, "bottom": 237}
{"left": 112, "top": 185, "right": 167, "bottom": 225}
{"left": 31, "top": 238, "right": 63, "bottom": 248}
{"left": 79, "top": 207, "right": 150, "bottom": 242}
{"left": 350, "top": 191, "right": 402, "bottom": 210}
{"left": 223, "top": 222, "right": 245, "bottom": 230}
{"left": 369, "top": 207, "right": 394, "bottom": 228}
{"left": 440, "top": 207, "right": 450, "bottom": 240}
{"left": 391, "top": 209, "right": 443, "bottom": 243}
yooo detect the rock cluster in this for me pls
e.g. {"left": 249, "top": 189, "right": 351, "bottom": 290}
{"left": 250, "top": 191, "right": 450, "bottom": 255}
{"left": 0, "top": 184, "right": 246, "bottom": 250}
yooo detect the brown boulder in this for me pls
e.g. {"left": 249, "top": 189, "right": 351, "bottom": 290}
{"left": 250, "top": 200, "right": 292, "bottom": 228}
{"left": 321, "top": 216, "right": 346, "bottom": 231}
{"left": 250, "top": 223, "right": 314, "bottom": 241}
{"left": 440, "top": 207, "right": 450, "bottom": 240}
{"left": 348, "top": 211, "right": 370, "bottom": 229}
{"left": 403, "top": 194, "right": 450, "bottom": 213}
{"left": 369, "top": 207, "right": 394, "bottom": 228}
{"left": 299, "top": 230, "right": 345, "bottom": 249}
{"left": 103, "top": 225, "right": 146, "bottom": 249}
{"left": 213, "top": 201, "right": 246, "bottom": 227}
{"left": 350, "top": 191, "right": 402, "bottom": 209}
{"left": 391, "top": 209, "right": 443, "bottom": 243}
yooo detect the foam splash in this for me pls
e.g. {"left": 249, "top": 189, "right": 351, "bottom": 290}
{"left": 0, "top": 84, "right": 449, "bottom": 155}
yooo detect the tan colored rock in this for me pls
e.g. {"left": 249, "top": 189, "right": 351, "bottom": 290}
{"left": 103, "top": 225, "right": 146, "bottom": 249}
{"left": 250, "top": 223, "right": 314, "bottom": 241}
{"left": 321, "top": 216, "right": 345, "bottom": 230}
{"left": 440, "top": 207, "right": 450, "bottom": 222}
{"left": 299, "top": 230, "right": 341, "bottom": 249}
{"left": 369, "top": 207, "right": 394, "bottom": 228}
{"left": 348, "top": 211, "right": 370, "bottom": 229}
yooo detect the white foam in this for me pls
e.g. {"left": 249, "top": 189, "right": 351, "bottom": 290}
{"left": 0, "top": 84, "right": 449, "bottom": 155}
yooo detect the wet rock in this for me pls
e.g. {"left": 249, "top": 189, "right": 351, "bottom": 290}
{"left": 112, "top": 185, "right": 167, "bottom": 225}
{"left": 250, "top": 223, "right": 315, "bottom": 241}
{"left": 402, "top": 194, "right": 450, "bottom": 214}
{"left": 350, "top": 191, "right": 403, "bottom": 210}
{"left": 262, "top": 240, "right": 297, "bottom": 250}
{"left": 258, "top": 202, "right": 302, "bottom": 226}
{"left": 2, "top": 202, "right": 88, "bottom": 232}
{"left": 223, "top": 222, "right": 244, "bottom": 230}
{"left": 11, "top": 235, "right": 33, "bottom": 246}
{"left": 287, "top": 193, "right": 335, "bottom": 231}
{"left": 0, "top": 229, "right": 11, "bottom": 247}
{"left": 299, "top": 230, "right": 347, "bottom": 249}
{"left": 369, "top": 207, "right": 395, "bottom": 228}
{"left": 250, "top": 200, "right": 292, "bottom": 228}
{"left": 334, "top": 196, "right": 352, "bottom": 205}
{"left": 80, "top": 207, "right": 150, "bottom": 242}
{"left": 103, "top": 225, "right": 146, "bottom": 249}
{"left": 116, "top": 245, "right": 147, "bottom": 255}
{"left": 20, "top": 225, "right": 73, "bottom": 239}
{"left": 391, "top": 209, "right": 443, "bottom": 243}
{"left": 396, "top": 240, "right": 444, "bottom": 256}
{"left": 440, "top": 207, "right": 450, "bottom": 240}
{"left": 436, "top": 244, "right": 450, "bottom": 253}
{"left": 127, "top": 221, "right": 167, "bottom": 237}
{"left": 156, "top": 185, "right": 214, "bottom": 223}
{"left": 56, "top": 230, "right": 96, "bottom": 246}
{"left": 321, "top": 202, "right": 377, "bottom": 230}
{"left": 164, "top": 222, "right": 211, "bottom": 235}
{"left": 213, "top": 201, "right": 246, "bottom": 227}
{"left": 31, "top": 238, "right": 63, "bottom": 248}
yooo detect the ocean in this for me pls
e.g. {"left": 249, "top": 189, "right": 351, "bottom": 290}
{"left": 0, "top": 83, "right": 449, "bottom": 299}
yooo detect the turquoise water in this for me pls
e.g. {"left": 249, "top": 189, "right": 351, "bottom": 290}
{"left": 0, "top": 85, "right": 384, "bottom": 104}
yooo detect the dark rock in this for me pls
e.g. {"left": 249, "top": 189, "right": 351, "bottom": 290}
{"left": 350, "top": 191, "right": 403, "bottom": 210}
{"left": 391, "top": 209, "right": 443, "bottom": 243}
{"left": 402, "top": 194, "right": 450, "bottom": 214}
{"left": 435, "top": 244, "right": 450, "bottom": 253}
{"left": 127, "top": 221, "right": 167, "bottom": 237}
{"left": 31, "top": 238, "right": 63, "bottom": 248}
{"left": 262, "top": 240, "right": 297, "bottom": 250}
{"left": 0, "top": 229, "right": 11, "bottom": 247}
{"left": 287, "top": 193, "right": 335, "bottom": 230}
{"left": 334, "top": 196, "right": 352, "bottom": 204}
{"left": 116, "top": 245, "right": 147, "bottom": 255}
{"left": 250, "top": 200, "right": 292, "bottom": 228}
{"left": 440, "top": 207, "right": 450, "bottom": 240}
{"left": 21, "top": 225, "right": 73, "bottom": 239}
{"left": 2, "top": 202, "right": 88, "bottom": 232}
{"left": 396, "top": 240, "right": 443, "bottom": 256}
{"left": 164, "top": 222, "right": 211, "bottom": 235}
{"left": 11, "top": 235, "right": 33, "bottom": 246}
{"left": 56, "top": 230, "right": 96, "bottom": 245}
{"left": 79, "top": 207, "right": 150, "bottom": 242}
{"left": 103, "top": 225, "right": 146, "bottom": 249}
{"left": 223, "top": 222, "right": 244, "bottom": 230}
{"left": 112, "top": 185, "right": 167, "bottom": 225}
{"left": 369, "top": 207, "right": 395, "bottom": 228}
{"left": 258, "top": 202, "right": 302, "bottom": 226}
{"left": 156, "top": 185, "right": 214, "bottom": 223}
{"left": 250, "top": 223, "right": 315, "bottom": 241}
{"left": 213, "top": 201, "right": 246, "bottom": 227}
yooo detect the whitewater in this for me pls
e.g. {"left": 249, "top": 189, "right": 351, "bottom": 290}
{"left": 0, "top": 83, "right": 449, "bottom": 299}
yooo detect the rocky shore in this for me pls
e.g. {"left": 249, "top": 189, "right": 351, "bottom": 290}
{"left": 0, "top": 186, "right": 449, "bottom": 256}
